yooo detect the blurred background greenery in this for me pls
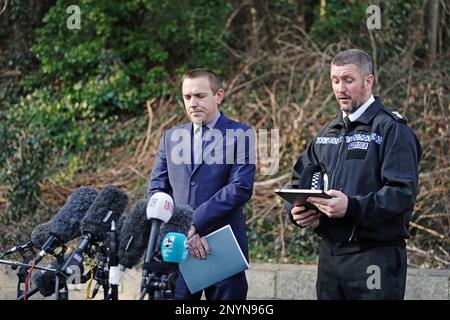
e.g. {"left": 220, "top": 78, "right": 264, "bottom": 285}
{"left": 0, "top": 0, "right": 449, "bottom": 268}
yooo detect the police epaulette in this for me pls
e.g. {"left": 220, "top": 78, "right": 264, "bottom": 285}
{"left": 381, "top": 107, "right": 408, "bottom": 123}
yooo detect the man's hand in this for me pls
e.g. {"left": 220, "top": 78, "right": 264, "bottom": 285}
{"left": 187, "top": 225, "right": 210, "bottom": 259}
{"left": 307, "top": 189, "right": 348, "bottom": 218}
{"left": 291, "top": 206, "right": 320, "bottom": 227}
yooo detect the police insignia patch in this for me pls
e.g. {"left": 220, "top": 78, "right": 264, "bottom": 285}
{"left": 348, "top": 141, "right": 369, "bottom": 150}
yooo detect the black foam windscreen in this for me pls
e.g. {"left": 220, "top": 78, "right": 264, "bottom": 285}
{"left": 158, "top": 205, "right": 194, "bottom": 238}
{"left": 49, "top": 186, "right": 99, "bottom": 243}
{"left": 118, "top": 199, "right": 150, "bottom": 269}
{"left": 115, "top": 213, "right": 127, "bottom": 237}
{"left": 30, "top": 221, "right": 52, "bottom": 249}
{"left": 30, "top": 186, "right": 98, "bottom": 248}
{"left": 80, "top": 185, "right": 129, "bottom": 242}
{"left": 31, "top": 256, "right": 84, "bottom": 297}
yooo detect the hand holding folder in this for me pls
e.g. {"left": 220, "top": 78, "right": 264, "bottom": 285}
{"left": 179, "top": 225, "right": 249, "bottom": 294}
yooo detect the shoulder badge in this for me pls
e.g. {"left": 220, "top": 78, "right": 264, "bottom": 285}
{"left": 381, "top": 107, "right": 408, "bottom": 123}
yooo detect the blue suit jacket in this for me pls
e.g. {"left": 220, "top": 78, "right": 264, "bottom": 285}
{"left": 147, "top": 113, "right": 255, "bottom": 258}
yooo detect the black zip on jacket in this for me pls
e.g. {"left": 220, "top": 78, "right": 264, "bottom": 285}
{"left": 290, "top": 97, "right": 422, "bottom": 244}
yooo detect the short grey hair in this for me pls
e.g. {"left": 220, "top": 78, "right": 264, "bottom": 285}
{"left": 331, "top": 49, "right": 373, "bottom": 76}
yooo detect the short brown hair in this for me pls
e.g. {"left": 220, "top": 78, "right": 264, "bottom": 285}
{"left": 331, "top": 49, "right": 373, "bottom": 76}
{"left": 182, "top": 68, "right": 221, "bottom": 93}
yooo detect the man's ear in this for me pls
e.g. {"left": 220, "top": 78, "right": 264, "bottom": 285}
{"left": 215, "top": 88, "right": 225, "bottom": 105}
{"left": 365, "top": 74, "right": 374, "bottom": 90}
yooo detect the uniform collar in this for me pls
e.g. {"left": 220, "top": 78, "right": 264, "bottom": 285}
{"left": 343, "top": 95, "right": 375, "bottom": 122}
{"left": 330, "top": 96, "right": 383, "bottom": 128}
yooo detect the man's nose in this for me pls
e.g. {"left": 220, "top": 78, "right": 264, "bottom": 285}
{"left": 189, "top": 97, "right": 199, "bottom": 107}
{"left": 337, "top": 82, "right": 346, "bottom": 93}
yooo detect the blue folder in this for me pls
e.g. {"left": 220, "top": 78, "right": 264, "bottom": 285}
{"left": 179, "top": 224, "right": 249, "bottom": 294}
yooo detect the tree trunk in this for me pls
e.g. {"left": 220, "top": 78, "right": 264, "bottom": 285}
{"left": 426, "top": 0, "right": 439, "bottom": 65}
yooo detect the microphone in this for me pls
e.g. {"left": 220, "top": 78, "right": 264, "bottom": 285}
{"left": 138, "top": 193, "right": 173, "bottom": 299}
{"left": 32, "top": 186, "right": 99, "bottom": 264}
{"left": 144, "top": 192, "right": 174, "bottom": 266}
{"left": 1, "top": 240, "right": 34, "bottom": 258}
{"left": 30, "top": 221, "right": 52, "bottom": 249}
{"left": 118, "top": 199, "right": 151, "bottom": 269}
{"left": 62, "top": 185, "right": 128, "bottom": 275}
{"left": 157, "top": 205, "right": 194, "bottom": 246}
{"left": 30, "top": 255, "right": 84, "bottom": 298}
{"left": 106, "top": 220, "right": 119, "bottom": 300}
{"left": 158, "top": 205, "right": 193, "bottom": 263}
{"left": 103, "top": 213, "right": 126, "bottom": 249}
{"left": 160, "top": 233, "right": 188, "bottom": 263}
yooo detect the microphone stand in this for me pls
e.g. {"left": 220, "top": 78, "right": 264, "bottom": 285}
{"left": 105, "top": 221, "right": 119, "bottom": 300}
{"left": 90, "top": 246, "right": 111, "bottom": 300}
{"left": 138, "top": 257, "right": 178, "bottom": 300}
{"left": 139, "top": 219, "right": 168, "bottom": 300}
{"left": 53, "top": 253, "right": 69, "bottom": 300}
{"left": 7, "top": 259, "right": 59, "bottom": 300}
{"left": 16, "top": 247, "right": 36, "bottom": 299}
{"left": 13, "top": 246, "right": 70, "bottom": 301}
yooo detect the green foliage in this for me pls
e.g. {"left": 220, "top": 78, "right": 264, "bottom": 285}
{"left": 377, "top": 0, "right": 425, "bottom": 61}
{"left": 309, "top": 0, "right": 368, "bottom": 48}
{"left": 0, "top": 120, "right": 50, "bottom": 223}
{"left": 31, "top": 0, "right": 232, "bottom": 106}
{"left": 1, "top": 0, "right": 234, "bottom": 227}
{"left": 1, "top": 0, "right": 448, "bottom": 266}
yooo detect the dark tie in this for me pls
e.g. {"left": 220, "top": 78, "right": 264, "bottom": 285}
{"left": 201, "top": 125, "right": 209, "bottom": 155}
{"left": 192, "top": 125, "right": 208, "bottom": 167}
{"left": 343, "top": 116, "right": 351, "bottom": 133}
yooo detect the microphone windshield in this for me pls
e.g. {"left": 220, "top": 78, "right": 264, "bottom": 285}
{"left": 49, "top": 186, "right": 99, "bottom": 243}
{"left": 30, "top": 221, "right": 52, "bottom": 249}
{"left": 118, "top": 199, "right": 151, "bottom": 269}
{"left": 156, "top": 205, "right": 194, "bottom": 256}
{"left": 30, "top": 186, "right": 98, "bottom": 248}
{"left": 146, "top": 192, "right": 173, "bottom": 223}
{"left": 31, "top": 256, "right": 84, "bottom": 297}
{"left": 161, "top": 232, "right": 188, "bottom": 263}
{"left": 81, "top": 185, "right": 129, "bottom": 241}
{"left": 159, "top": 205, "right": 194, "bottom": 237}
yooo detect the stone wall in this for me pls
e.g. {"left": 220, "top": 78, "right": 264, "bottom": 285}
{"left": 1, "top": 263, "right": 449, "bottom": 300}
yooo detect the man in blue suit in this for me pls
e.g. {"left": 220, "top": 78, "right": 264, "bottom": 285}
{"left": 147, "top": 68, "right": 256, "bottom": 300}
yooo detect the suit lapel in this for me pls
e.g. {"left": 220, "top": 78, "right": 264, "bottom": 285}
{"left": 179, "top": 122, "right": 194, "bottom": 175}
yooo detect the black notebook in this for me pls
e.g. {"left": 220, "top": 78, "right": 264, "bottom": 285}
{"left": 274, "top": 188, "right": 331, "bottom": 209}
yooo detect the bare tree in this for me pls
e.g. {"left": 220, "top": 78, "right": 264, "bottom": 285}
{"left": 426, "top": 0, "right": 440, "bottom": 65}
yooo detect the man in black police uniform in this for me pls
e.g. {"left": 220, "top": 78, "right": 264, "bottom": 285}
{"left": 289, "top": 49, "right": 421, "bottom": 299}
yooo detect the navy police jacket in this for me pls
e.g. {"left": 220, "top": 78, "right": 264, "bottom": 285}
{"left": 290, "top": 97, "right": 422, "bottom": 244}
